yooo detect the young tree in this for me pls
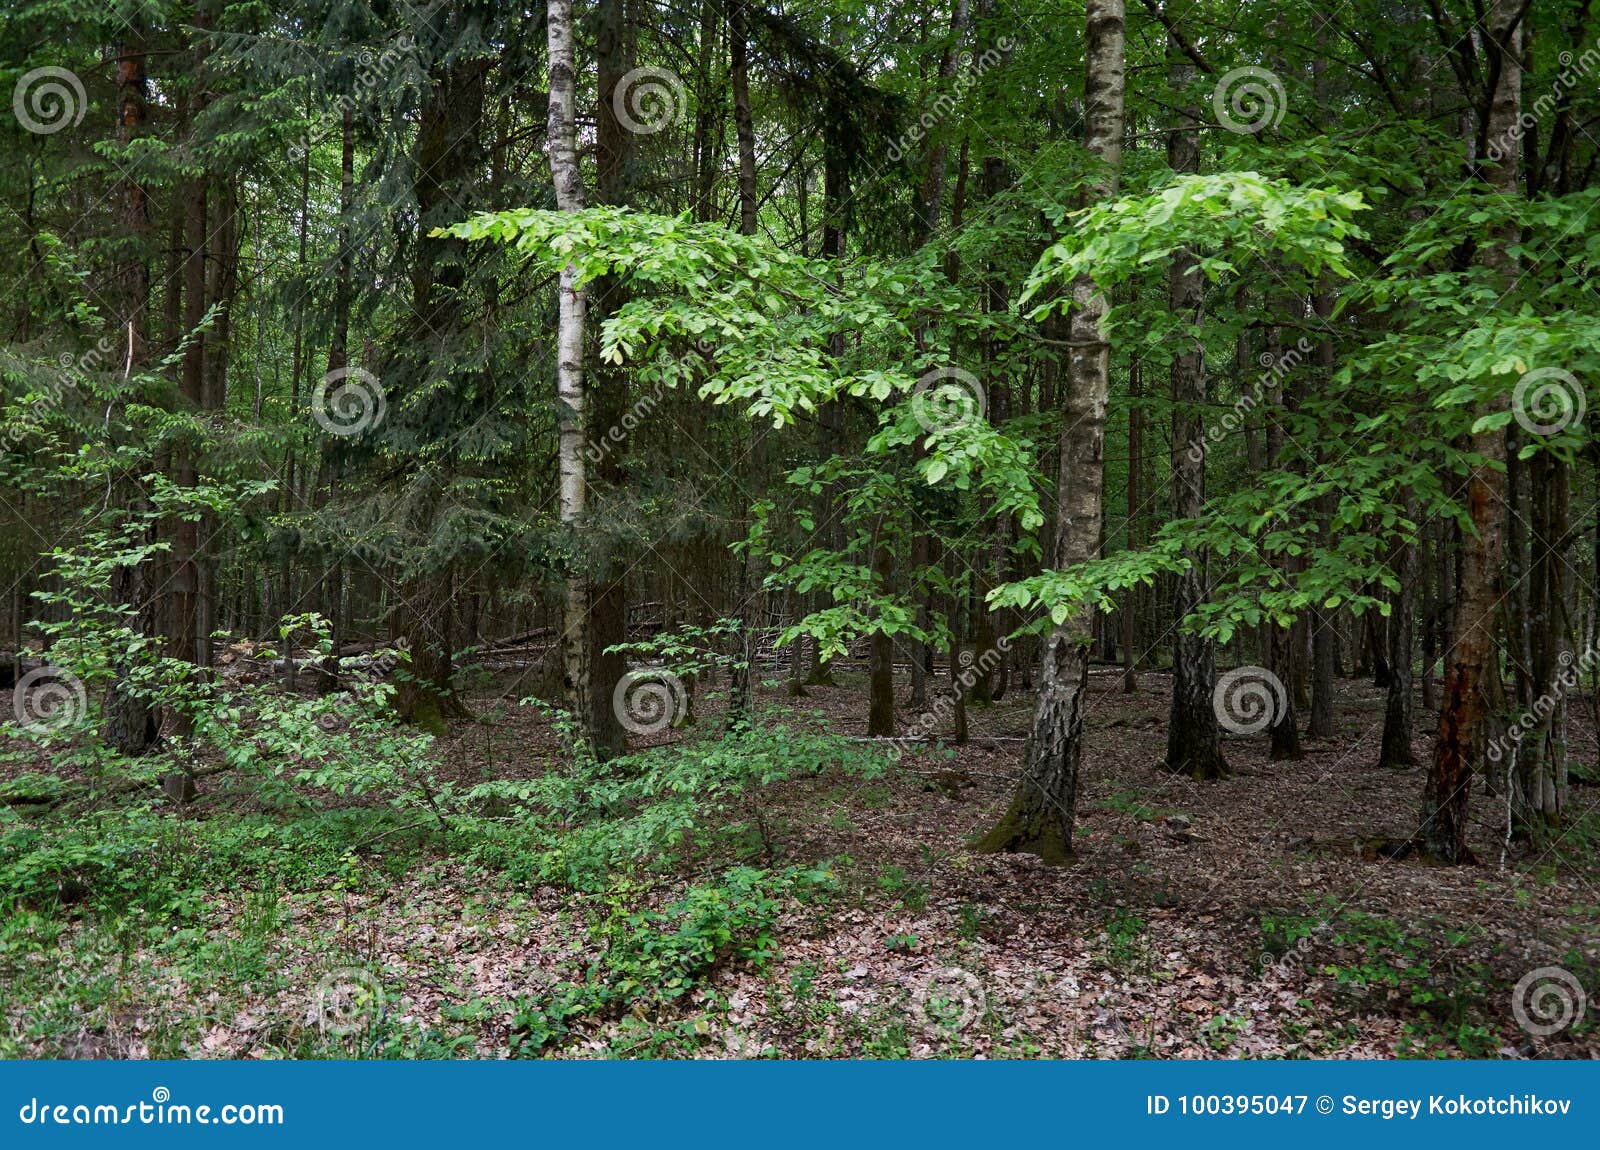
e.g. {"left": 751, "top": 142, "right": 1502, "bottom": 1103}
{"left": 976, "top": 0, "right": 1126, "bottom": 862}
{"left": 547, "top": 0, "right": 593, "bottom": 753}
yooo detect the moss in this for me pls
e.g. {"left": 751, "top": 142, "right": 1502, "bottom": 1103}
{"left": 396, "top": 691, "right": 449, "bottom": 737}
{"left": 971, "top": 801, "right": 1074, "bottom": 866}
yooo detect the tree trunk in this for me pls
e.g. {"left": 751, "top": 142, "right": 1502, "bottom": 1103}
{"left": 1307, "top": 280, "right": 1339, "bottom": 738}
{"left": 1420, "top": 519, "right": 1438, "bottom": 714}
{"left": 315, "top": 109, "right": 355, "bottom": 695}
{"left": 102, "top": 22, "right": 160, "bottom": 756}
{"left": 586, "top": 0, "right": 632, "bottom": 759}
{"left": 730, "top": 1, "right": 758, "bottom": 237}
{"left": 1263, "top": 328, "right": 1302, "bottom": 761}
{"left": 1161, "top": 33, "right": 1226, "bottom": 779}
{"left": 1512, "top": 451, "right": 1570, "bottom": 840}
{"left": 171, "top": 93, "right": 208, "bottom": 678}
{"left": 726, "top": 12, "right": 763, "bottom": 727}
{"left": 867, "top": 523, "right": 895, "bottom": 736}
{"left": 692, "top": 0, "right": 721, "bottom": 223}
{"left": 1420, "top": 0, "right": 1521, "bottom": 864}
{"left": 547, "top": 0, "right": 592, "bottom": 754}
{"left": 1379, "top": 516, "right": 1419, "bottom": 769}
{"left": 976, "top": 0, "right": 1125, "bottom": 862}
{"left": 1122, "top": 355, "right": 1141, "bottom": 694}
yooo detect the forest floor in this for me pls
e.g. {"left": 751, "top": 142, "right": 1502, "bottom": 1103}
{"left": 3, "top": 667, "right": 1598, "bottom": 1060}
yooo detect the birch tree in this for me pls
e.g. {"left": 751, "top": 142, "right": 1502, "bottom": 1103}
{"left": 547, "top": 0, "right": 592, "bottom": 753}
{"left": 976, "top": 0, "right": 1126, "bottom": 862}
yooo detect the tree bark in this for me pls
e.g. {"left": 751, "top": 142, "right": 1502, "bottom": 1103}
{"left": 1307, "top": 280, "right": 1339, "bottom": 738}
{"left": 976, "top": 0, "right": 1125, "bottom": 862}
{"left": 730, "top": 1, "right": 759, "bottom": 237}
{"left": 102, "top": 21, "right": 160, "bottom": 756}
{"left": 547, "top": 0, "right": 592, "bottom": 754}
{"left": 867, "top": 522, "right": 896, "bottom": 736}
{"left": 1512, "top": 450, "right": 1570, "bottom": 839}
{"left": 727, "top": 6, "right": 764, "bottom": 728}
{"left": 1122, "top": 355, "right": 1141, "bottom": 694}
{"left": 1378, "top": 514, "right": 1419, "bottom": 769}
{"left": 1420, "top": 0, "right": 1521, "bottom": 864}
{"left": 587, "top": 0, "right": 632, "bottom": 759}
{"left": 1161, "top": 31, "right": 1226, "bottom": 779}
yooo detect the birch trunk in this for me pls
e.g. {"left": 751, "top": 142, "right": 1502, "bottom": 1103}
{"left": 975, "top": 0, "right": 1125, "bottom": 862}
{"left": 547, "top": 0, "right": 592, "bottom": 753}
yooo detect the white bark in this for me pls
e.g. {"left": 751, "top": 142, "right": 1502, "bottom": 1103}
{"left": 978, "top": 0, "right": 1126, "bottom": 861}
{"left": 547, "top": 0, "right": 591, "bottom": 745}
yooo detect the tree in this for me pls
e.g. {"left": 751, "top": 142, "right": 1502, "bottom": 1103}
{"left": 1418, "top": 0, "right": 1521, "bottom": 865}
{"left": 547, "top": 0, "right": 592, "bottom": 754}
{"left": 975, "top": 0, "right": 1126, "bottom": 863}
{"left": 1160, "top": 26, "right": 1226, "bottom": 781}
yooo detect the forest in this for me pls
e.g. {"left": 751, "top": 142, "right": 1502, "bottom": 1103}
{"left": 0, "top": 0, "right": 1596, "bottom": 1060}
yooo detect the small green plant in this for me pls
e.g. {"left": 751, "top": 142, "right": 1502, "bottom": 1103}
{"left": 956, "top": 903, "right": 984, "bottom": 941}
{"left": 875, "top": 865, "right": 929, "bottom": 912}
{"left": 1199, "top": 1011, "right": 1251, "bottom": 1053}
{"left": 1101, "top": 908, "right": 1149, "bottom": 971}
{"left": 1097, "top": 786, "right": 1174, "bottom": 823}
